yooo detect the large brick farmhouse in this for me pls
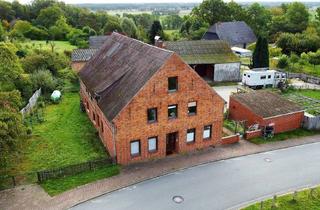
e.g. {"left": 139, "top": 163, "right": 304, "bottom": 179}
{"left": 229, "top": 91, "right": 304, "bottom": 134}
{"left": 78, "top": 33, "right": 225, "bottom": 164}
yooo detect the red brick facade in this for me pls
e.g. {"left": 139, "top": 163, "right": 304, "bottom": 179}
{"left": 72, "top": 61, "right": 86, "bottom": 73}
{"left": 80, "top": 54, "right": 225, "bottom": 165}
{"left": 229, "top": 97, "right": 304, "bottom": 134}
{"left": 221, "top": 134, "right": 240, "bottom": 145}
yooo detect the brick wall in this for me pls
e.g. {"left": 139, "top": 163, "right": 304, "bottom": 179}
{"left": 80, "top": 82, "right": 116, "bottom": 159}
{"left": 72, "top": 62, "right": 86, "bottom": 73}
{"left": 244, "top": 129, "right": 262, "bottom": 140}
{"left": 221, "top": 134, "right": 240, "bottom": 145}
{"left": 229, "top": 96, "right": 304, "bottom": 135}
{"left": 113, "top": 54, "right": 225, "bottom": 164}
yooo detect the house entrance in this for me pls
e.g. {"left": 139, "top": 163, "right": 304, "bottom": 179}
{"left": 166, "top": 132, "right": 177, "bottom": 155}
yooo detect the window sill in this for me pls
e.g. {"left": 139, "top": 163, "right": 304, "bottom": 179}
{"left": 168, "top": 90, "right": 177, "bottom": 93}
{"left": 186, "top": 141, "right": 195, "bottom": 145}
{"left": 147, "top": 120, "right": 158, "bottom": 124}
{"left": 131, "top": 154, "right": 141, "bottom": 158}
{"left": 168, "top": 117, "right": 177, "bottom": 121}
{"left": 203, "top": 137, "right": 211, "bottom": 141}
{"left": 188, "top": 113, "right": 196, "bottom": 116}
{"left": 148, "top": 150, "right": 158, "bottom": 154}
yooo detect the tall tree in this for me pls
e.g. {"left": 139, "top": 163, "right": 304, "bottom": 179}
{"left": 148, "top": 20, "right": 164, "bottom": 44}
{"left": 253, "top": 36, "right": 269, "bottom": 68}
{"left": 247, "top": 3, "right": 272, "bottom": 36}
{"left": 316, "top": 7, "right": 320, "bottom": 22}
{"left": 0, "top": 43, "right": 23, "bottom": 91}
{"left": 121, "top": 17, "right": 138, "bottom": 38}
{"left": 191, "top": 0, "right": 230, "bottom": 25}
{"left": 285, "top": 2, "right": 309, "bottom": 33}
{"left": 36, "top": 5, "right": 64, "bottom": 28}
{"left": 0, "top": 21, "right": 4, "bottom": 41}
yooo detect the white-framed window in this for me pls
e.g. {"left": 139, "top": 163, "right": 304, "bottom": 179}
{"left": 203, "top": 125, "right": 212, "bottom": 139}
{"left": 188, "top": 101, "right": 197, "bottom": 115}
{"left": 186, "top": 128, "right": 195, "bottom": 143}
{"left": 148, "top": 137, "right": 157, "bottom": 152}
{"left": 130, "top": 140, "right": 140, "bottom": 156}
{"left": 168, "top": 104, "right": 178, "bottom": 119}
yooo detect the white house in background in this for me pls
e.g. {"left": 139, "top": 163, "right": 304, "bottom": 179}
{"left": 231, "top": 47, "right": 252, "bottom": 57}
{"left": 242, "top": 69, "right": 287, "bottom": 89}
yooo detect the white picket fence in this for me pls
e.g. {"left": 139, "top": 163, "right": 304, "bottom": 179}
{"left": 20, "top": 88, "right": 41, "bottom": 118}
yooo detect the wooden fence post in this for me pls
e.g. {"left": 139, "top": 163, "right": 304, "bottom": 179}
{"left": 271, "top": 195, "right": 277, "bottom": 209}
{"left": 12, "top": 176, "right": 16, "bottom": 187}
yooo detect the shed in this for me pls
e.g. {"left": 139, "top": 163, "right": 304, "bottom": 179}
{"left": 202, "top": 21, "right": 257, "bottom": 49}
{"left": 229, "top": 90, "right": 304, "bottom": 134}
{"left": 164, "top": 40, "right": 241, "bottom": 82}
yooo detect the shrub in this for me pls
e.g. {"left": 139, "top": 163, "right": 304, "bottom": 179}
{"left": 30, "top": 69, "right": 58, "bottom": 94}
{"left": 277, "top": 55, "right": 289, "bottom": 69}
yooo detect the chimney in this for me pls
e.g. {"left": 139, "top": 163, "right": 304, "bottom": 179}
{"left": 154, "top": 36, "right": 164, "bottom": 48}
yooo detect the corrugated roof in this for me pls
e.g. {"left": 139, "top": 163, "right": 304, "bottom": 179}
{"left": 164, "top": 40, "right": 239, "bottom": 64}
{"left": 89, "top": 35, "right": 110, "bottom": 49}
{"left": 203, "top": 21, "right": 257, "bottom": 46}
{"left": 231, "top": 90, "right": 303, "bottom": 118}
{"left": 71, "top": 49, "right": 98, "bottom": 62}
{"left": 79, "top": 33, "right": 174, "bottom": 121}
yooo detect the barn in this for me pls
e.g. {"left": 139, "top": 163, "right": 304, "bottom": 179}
{"left": 202, "top": 21, "right": 257, "bottom": 49}
{"left": 163, "top": 40, "right": 241, "bottom": 83}
{"left": 229, "top": 90, "right": 304, "bottom": 134}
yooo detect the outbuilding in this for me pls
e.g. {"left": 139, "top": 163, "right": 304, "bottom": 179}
{"left": 229, "top": 90, "right": 304, "bottom": 134}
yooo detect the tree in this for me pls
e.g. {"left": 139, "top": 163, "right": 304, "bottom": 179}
{"left": 277, "top": 55, "right": 289, "bottom": 69}
{"left": 103, "top": 17, "right": 123, "bottom": 34}
{"left": 9, "top": 20, "right": 32, "bottom": 39}
{"left": 0, "top": 90, "right": 25, "bottom": 168}
{"left": 148, "top": 20, "right": 164, "bottom": 44}
{"left": 0, "top": 0, "right": 15, "bottom": 21}
{"left": 36, "top": 5, "right": 64, "bottom": 28}
{"left": 162, "top": 15, "right": 183, "bottom": 30}
{"left": 316, "top": 7, "right": 320, "bottom": 22}
{"left": 285, "top": 2, "right": 309, "bottom": 33}
{"left": 252, "top": 36, "right": 269, "bottom": 68}
{"left": 121, "top": 17, "right": 138, "bottom": 38}
{"left": 308, "top": 51, "right": 320, "bottom": 70}
{"left": 49, "top": 16, "right": 71, "bottom": 40}
{"left": 247, "top": 3, "right": 272, "bottom": 36}
{"left": 30, "top": 69, "right": 57, "bottom": 94}
{"left": 0, "top": 43, "right": 23, "bottom": 91}
{"left": 0, "top": 21, "right": 4, "bottom": 41}
{"left": 227, "top": 1, "right": 249, "bottom": 22}
{"left": 191, "top": 0, "right": 230, "bottom": 25}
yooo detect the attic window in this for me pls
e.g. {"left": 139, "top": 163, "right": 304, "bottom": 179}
{"left": 168, "top": 77, "right": 178, "bottom": 92}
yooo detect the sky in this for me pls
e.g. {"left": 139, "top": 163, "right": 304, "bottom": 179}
{"left": 8, "top": 0, "right": 320, "bottom": 5}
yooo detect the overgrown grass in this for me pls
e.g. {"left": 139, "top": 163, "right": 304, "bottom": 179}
{"left": 249, "top": 128, "right": 320, "bottom": 144}
{"left": 242, "top": 186, "right": 320, "bottom": 210}
{"left": 7, "top": 92, "right": 106, "bottom": 175}
{"left": 41, "top": 164, "right": 120, "bottom": 196}
{"left": 19, "top": 40, "right": 77, "bottom": 53}
{"left": 223, "top": 119, "right": 244, "bottom": 134}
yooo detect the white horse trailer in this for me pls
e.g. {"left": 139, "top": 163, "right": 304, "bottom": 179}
{"left": 242, "top": 69, "right": 286, "bottom": 89}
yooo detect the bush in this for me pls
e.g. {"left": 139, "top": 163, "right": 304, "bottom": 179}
{"left": 277, "top": 55, "right": 289, "bottom": 69}
{"left": 30, "top": 70, "right": 58, "bottom": 94}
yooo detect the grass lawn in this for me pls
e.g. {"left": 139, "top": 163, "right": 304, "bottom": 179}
{"left": 249, "top": 128, "right": 320, "bottom": 145}
{"left": 19, "top": 40, "right": 77, "bottom": 53}
{"left": 41, "top": 164, "right": 120, "bottom": 196}
{"left": 290, "top": 89, "right": 320, "bottom": 100}
{"left": 7, "top": 92, "right": 106, "bottom": 175}
{"left": 242, "top": 186, "right": 320, "bottom": 210}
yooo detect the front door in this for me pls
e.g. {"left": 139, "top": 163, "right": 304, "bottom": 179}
{"left": 166, "top": 132, "right": 177, "bottom": 155}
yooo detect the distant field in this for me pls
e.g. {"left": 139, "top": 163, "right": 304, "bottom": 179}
{"left": 107, "top": 9, "right": 191, "bottom": 16}
{"left": 19, "top": 40, "right": 77, "bottom": 53}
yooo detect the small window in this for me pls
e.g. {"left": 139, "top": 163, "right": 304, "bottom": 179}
{"left": 203, "top": 125, "right": 212, "bottom": 139}
{"left": 248, "top": 75, "right": 251, "bottom": 78}
{"left": 244, "top": 74, "right": 246, "bottom": 76}
{"left": 186, "top": 128, "right": 196, "bottom": 143}
{"left": 260, "top": 75, "right": 266, "bottom": 79}
{"left": 168, "top": 77, "right": 178, "bottom": 92}
{"left": 130, "top": 140, "right": 140, "bottom": 157}
{"left": 168, "top": 104, "right": 178, "bottom": 119}
{"left": 268, "top": 75, "right": 271, "bottom": 79}
{"left": 147, "top": 108, "right": 157, "bottom": 123}
{"left": 148, "top": 137, "right": 157, "bottom": 152}
{"left": 188, "top": 101, "right": 197, "bottom": 115}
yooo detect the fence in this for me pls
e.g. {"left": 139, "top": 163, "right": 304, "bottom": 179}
{"left": 0, "top": 157, "right": 113, "bottom": 190}
{"left": 20, "top": 88, "right": 42, "bottom": 118}
{"left": 277, "top": 70, "right": 320, "bottom": 85}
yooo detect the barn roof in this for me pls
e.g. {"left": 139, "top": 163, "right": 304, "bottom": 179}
{"left": 71, "top": 49, "right": 98, "bottom": 62}
{"left": 89, "top": 35, "right": 110, "bottom": 49}
{"left": 231, "top": 90, "right": 303, "bottom": 118}
{"left": 202, "top": 21, "right": 257, "bottom": 46}
{"left": 79, "top": 33, "right": 173, "bottom": 121}
{"left": 164, "top": 40, "right": 239, "bottom": 64}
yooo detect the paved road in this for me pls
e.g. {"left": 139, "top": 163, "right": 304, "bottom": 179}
{"left": 212, "top": 85, "right": 240, "bottom": 106}
{"left": 71, "top": 142, "right": 320, "bottom": 210}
